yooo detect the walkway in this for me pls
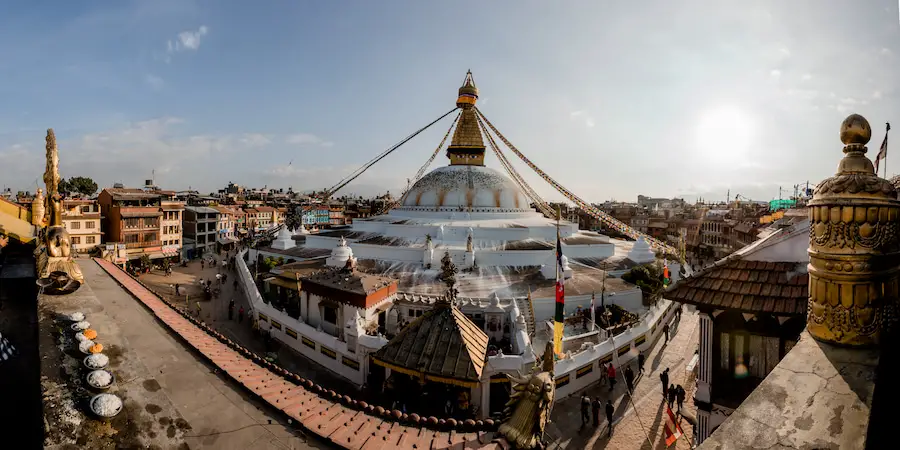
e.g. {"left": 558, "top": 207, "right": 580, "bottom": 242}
{"left": 140, "top": 253, "right": 356, "bottom": 393}
{"left": 96, "top": 257, "right": 500, "bottom": 450}
{"left": 546, "top": 309, "right": 699, "bottom": 449}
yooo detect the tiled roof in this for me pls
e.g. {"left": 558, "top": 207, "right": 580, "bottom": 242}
{"left": 372, "top": 304, "right": 488, "bottom": 386}
{"left": 665, "top": 259, "right": 808, "bottom": 315}
{"left": 302, "top": 269, "right": 397, "bottom": 297}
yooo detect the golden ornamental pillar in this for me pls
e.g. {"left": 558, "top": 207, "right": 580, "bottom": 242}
{"left": 808, "top": 114, "right": 900, "bottom": 346}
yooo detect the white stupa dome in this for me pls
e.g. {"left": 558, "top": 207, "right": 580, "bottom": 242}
{"left": 271, "top": 227, "right": 296, "bottom": 250}
{"left": 400, "top": 165, "right": 531, "bottom": 211}
{"left": 627, "top": 237, "right": 656, "bottom": 264}
{"left": 326, "top": 237, "right": 354, "bottom": 267}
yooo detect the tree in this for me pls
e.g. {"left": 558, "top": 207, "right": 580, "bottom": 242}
{"left": 284, "top": 206, "right": 303, "bottom": 231}
{"left": 621, "top": 264, "right": 665, "bottom": 305}
{"left": 438, "top": 251, "right": 459, "bottom": 300}
{"left": 139, "top": 254, "right": 152, "bottom": 269}
{"left": 58, "top": 176, "right": 98, "bottom": 197}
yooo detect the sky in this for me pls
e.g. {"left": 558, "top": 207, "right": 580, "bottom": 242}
{"left": 1, "top": 0, "right": 899, "bottom": 204}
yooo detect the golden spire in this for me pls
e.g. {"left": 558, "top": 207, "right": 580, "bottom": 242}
{"left": 447, "top": 70, "right": 486, "bottom": 166}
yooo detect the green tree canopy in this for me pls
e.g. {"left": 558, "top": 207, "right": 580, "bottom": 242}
{"left": 59, "top": 176, "right": 99, "bottom": 197}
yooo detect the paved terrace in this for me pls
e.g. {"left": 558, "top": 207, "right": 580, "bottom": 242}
{"left": 93, "top": 257, "right": 505, "bottom": 450}
{"left": 39, "top": 259, "right": 322, "bottom": 449}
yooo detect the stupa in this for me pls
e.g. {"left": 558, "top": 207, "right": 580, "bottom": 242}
{"left": 259, "top": 72, "right": 662, "bottom": 315}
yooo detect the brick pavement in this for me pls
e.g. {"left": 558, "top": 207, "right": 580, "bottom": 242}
{"left": 96, "top": 257, "right": 502, "bottom": 449}
{"left": 141, "top": 253, "right": 358, "bottom": 393}
{"left": 546, "top": 309, "right": 699, "bottom": 449}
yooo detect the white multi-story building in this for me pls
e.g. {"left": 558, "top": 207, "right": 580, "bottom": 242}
{"left": 160, "top": 199, "right": 185, "bottom": 259}
{"left": 61, "top": 199, "right": 103, "bottom": 253}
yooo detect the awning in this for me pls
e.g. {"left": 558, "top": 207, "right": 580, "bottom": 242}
{"left": 217, "top": 237, "right": 238, "bottom": 245}
{"left": 127, "top": 252, "right": 167, "bottom": 260}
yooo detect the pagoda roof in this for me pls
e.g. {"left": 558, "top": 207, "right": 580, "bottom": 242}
{"left": 372, "top": 303, "right": 488, "bottom": 388}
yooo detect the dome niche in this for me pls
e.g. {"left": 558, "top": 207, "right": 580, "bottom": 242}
{"left": 400, "top": 165, "right": 531, "bottom": 211}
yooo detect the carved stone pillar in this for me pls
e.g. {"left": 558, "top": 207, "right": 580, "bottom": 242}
{"left": 807, "top": 114, "right": 900, "bottom": 347}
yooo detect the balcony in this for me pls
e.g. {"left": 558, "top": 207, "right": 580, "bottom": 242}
{"left": 125, "top": 240, "right": 161, "bottom": 249}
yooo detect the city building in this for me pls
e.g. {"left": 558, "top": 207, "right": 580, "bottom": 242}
{"left": 160, "top": 199, "right": 185, "bottom": 260}
{"left": 61, "top": 199, "right": 102, "bottom": 254}
{"left": 213, "top": 206, "right": 239, "bottom": 250}
{"left": 183, "top": 206, "right": 220, "bottom": 258}
{"left": 98, "top": 188, "right": 179, "bottom": 264}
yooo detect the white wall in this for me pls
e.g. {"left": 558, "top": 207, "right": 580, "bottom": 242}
{"left": 474, "top": 250, "right": 548, "bottom": 267}
{"left": 552, "top": 299, "right": 679, "bottom": 399}
{"left": 562, "top": 244, "right": 615, "bottom": 259}
{"left": 235, "top": 249, "right": 366, "bottom": 386}
{"left": 351, "top": 243, "right": 424, "bottom": 263}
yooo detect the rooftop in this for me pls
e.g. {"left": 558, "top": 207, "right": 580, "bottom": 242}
{"left": 665, "top": 259, "right": 808, "bottom": 315}
{"left": 372, "top": 303, "right": 489, "bottom": 387}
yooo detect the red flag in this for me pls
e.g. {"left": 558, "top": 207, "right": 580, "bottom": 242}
{"left": 664, "top": 405, "right": 684, "bottom": 447}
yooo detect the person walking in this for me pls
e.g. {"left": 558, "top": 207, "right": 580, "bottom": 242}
{"left": 599, "top": 362, "right": 608, "bottom": 386}
{"left": 605, "top": 399, "right": 614, "bottom": 437}
{"left": 664, "top": 322, "right": 670, "bottom": 343}
{"left": 201, "top": 259, "right": 205, "bottom": 269}
{"left": 667, "top": 384, "right": 677, "bottom": 409}
{"left": 174, "top": 283, "right": 180, "bottom": 296}
{"left": 238, "top": 306, "right": 245, "bottom": 323}
{"left": 638, "top": 351, "right": 645, "bottom": 374}
{"left": 580, "top": 394, "right": 591, "bottom": 427}
{"left": 591, "top": 397, "right": 602, "bottom": 427}
{"left": 660, "top": 368, "right": 670, "bottom": 397}
{"left": 676, "top": 384, "right": 686, "bottom": 413}
{"left": 624, "top": 366, "right": 635, "bottom": 393}
{"left": 607, "top": 364, "right": 617, "bottom": 392}
{"left": 228, "top": 299, "right": 235, "bottom": 320}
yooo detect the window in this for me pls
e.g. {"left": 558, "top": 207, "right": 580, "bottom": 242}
{"left": 70, "top": 221, "right": 81, "bottom": 230}
{"left": 143, "top": 217, "right": 157, "bottom": 228}
{"left": 71, "top": 236, "right": 81, "bottom": 244}
{"left": 85, "top": 221, "right": 95, "bottom": 229}
{"left": 86, "top": 236, "right": 96, "bottom": 244}
{"left": 82, "top": 205, "right": 91, "bottom": 213}
{"left": 125, "top": 234, "right": 139, "bottom": 244}
{"left": 143, "top": 232, "right": 157, "bottom": 243}
{"left": 323, "top": 306, "right": 337, "bottom": 324}
{"left": 125, "top": 218, "right": 140, "bottom": 228}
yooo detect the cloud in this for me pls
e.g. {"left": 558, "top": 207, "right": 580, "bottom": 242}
{"left": 0, "top": 118, "right": 276, "bottom": 192}
{"left": 569, "top": 110, "right": 595, "bottom": 128}
{"left": 144, "top": 74, "right": 164, "bottom": 90}
{"left": 880, "top": 48, "right": 893, "bottom": 56}
{"left": 165, "top": 25, "right": 209, "bottom": 59}
{"left": 872, "top": 90, "right": 883, "bottom": 99}
{"left": 285, "top": 133, "right": 334, "bottom": 147}
{"left": 801, "top": 74, "right": 812, "bottom": 81}
{"left": 770, "top": 69, "right": 782, "bottom": 78}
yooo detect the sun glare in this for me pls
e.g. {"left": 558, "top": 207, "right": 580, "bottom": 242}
{"left": 694, "top": 107, "right": 753, "bottom": 168}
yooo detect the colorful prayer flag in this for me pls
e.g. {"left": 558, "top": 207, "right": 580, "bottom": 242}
{"left": 664, "top": 405, "right": 684, "bottom": 446}
{"left": 553, "top": 226, "right": 565, "bottom": 357}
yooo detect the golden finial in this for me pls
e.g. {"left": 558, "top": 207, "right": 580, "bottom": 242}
{"left": 840, "top": 114, "right": 872, "bottom": 147}
{"left": 834, "top": 114, "right": 875, "bottom": 174}
{"left": 456, "top": 70, "right": 479, "bottom": 109}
